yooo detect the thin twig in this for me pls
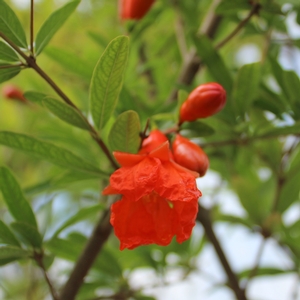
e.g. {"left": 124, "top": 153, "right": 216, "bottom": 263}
{"left": 214, "top": 3, "right": 261, "bottom": 50}
{"left": 59, "top": 208, "right": 113, "bottom": 300}
{"left": 0, "top": 63, "right": 23, "bottom": 69}
{"left": 30, "top": 0, "right": 34, "bottom": 55}
{"left": 197, "top": 204, "right": 247, "bottom": 300}
{"left": 34, "top": 251, "right": 59, "bottom": 300}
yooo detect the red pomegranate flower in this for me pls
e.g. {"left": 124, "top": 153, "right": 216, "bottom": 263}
{"left": 103, "top": 141, "right": 201, "bottom": 250}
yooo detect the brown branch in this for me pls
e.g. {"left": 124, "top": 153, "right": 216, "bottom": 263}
{"left": 197, "top": 204, "right": 247, "bottom": 300}
{"left": 30, "top": 0, "right": 34, "bottom": 55}
{"left": 59, "top": 208, "right": 113, "bottom": 300}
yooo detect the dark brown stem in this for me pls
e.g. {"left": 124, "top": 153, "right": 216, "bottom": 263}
{"left": 30, "top": 0, "right": 34, "bottom": 55}
{"left": 197, "top": 204, "right": 247, "bottom": 300}
{"left": 59, "top": 209, "right": 113, "bottom": 300}
{"left": 34, "top": 251, "right": 59, "bottom": 300}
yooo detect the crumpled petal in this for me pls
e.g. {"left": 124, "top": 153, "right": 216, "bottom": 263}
{"left": 155, "top": 161, "right": 201, "bottom": 202}
{"left": 107, "top": 156, "right": 161, "bottom": 201}
{"left": 111, "top": 192, "right": 198, "bottom": 250}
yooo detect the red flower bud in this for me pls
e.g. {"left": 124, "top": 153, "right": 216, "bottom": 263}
{"left": 139, "top": 129, "right": 168, "bottom": 154}
{"left": 2, "top": 84, "right": 27, "bottom": 103}
{"left": 179, "top": 82, "right": 226, "bottom": 124}
{"left": 172, "top": 134, "right": 209, "bottom": 177}
{"left": 119, "top": 0, "right": 155, "bottom": 20}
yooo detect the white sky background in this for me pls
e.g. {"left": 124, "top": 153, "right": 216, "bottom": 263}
{"left": 4, "top": 1, "right": 300, "bottom": 299}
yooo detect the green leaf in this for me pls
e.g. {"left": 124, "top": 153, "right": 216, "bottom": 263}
{"left": 52, "top": 204, "right": 105, "bottom": 237}
{"left": 43, "top": 97, "right": 90, "bottom": 130}
{"left": 175, "top": 89, "right": 189, "bottom": 122}
{"left": 0, "top": 41, "right": 19, "bottom": 62}
{"left": 233, "top": 62, "right": 261, "bottom": 116}
{"left": 282, "top": 70, "right": 300, "bottom": 118}
{"left": 0, "top": 132, "right": 105, "bottom": 176}
{"left": 0, "top": 1, "right": 27, "bottom": 48}
{"left": 258, "top": 122, "right": 300, "bottom": 138}
{"left": 45, "top": 237, "right": 82, "bottom": 261}
{"left": 90, "top": 36, "right": 129, "bottom": 130}
{"left": 180, "top": 120, "right": 215, "bottom": 137}
{"left": 238, "top": 267, "right": 291, "bottom": 279}
{"left": 0, "top": 246, "right": 31, "bottom": 260}
{"left": 35, "top": 0, "right": 80, "bottom": 55}
{"left": 216, "top": 213, "right": 253, "bottom": 229}
{"left": 23, "top": 91, "right": 48, "bottom": 104}
{"left": 193, "top": 34, "right": 233, "bottom": 93}
{"left": 277, "top": 171, "right": 300, "bottom": 213}
{"left": 0, "top": 167, "right": 37, "bottom": 228}
{"left": 0, "top": 220, "right": 21, "bottom": 247}
{"left": 108, "top": 110, "right": 141, "bottom": 153}
{"left": 44, "top": 46, "right": 93, "bottom": 80}
{"left": 11, "top": 222, "right": 43, "bottom": 249}
{"left": 0, "top": 64, "right": 20, "bottom": 83}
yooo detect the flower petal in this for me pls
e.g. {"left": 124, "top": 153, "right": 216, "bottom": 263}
{"left": 148, "top": 141, "right": 171, "bottom": 162}
{"left": 109, "top": 156, "right": 161, "bottom": 201}
{"left": 155, "top": 161, "right": 201, "bottom": 202}
{"left": 110, "top": 192, "right": 198, "bottom": 250}
{"left": 113, "top": 151, "right": 146, "bottom": 167}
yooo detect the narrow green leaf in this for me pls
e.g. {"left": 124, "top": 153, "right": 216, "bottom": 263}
{"left": 277, "top": 171, "right": 300, "bottom": 213}
{"left": 45, "top": 237, "right": 82, "bottom": 262}
{"left": 233, "top": 62, "right": 261, "bottom": 116}
{"left": 0, "top": 167, "right": 37, "bottom": 228}
{"left": 180, "top": 120, "right": 215, "bottom": 137}
{"left": 175, "top": 89, "right": 189, "bottom": 121}
{"left": 258, "top": 122, "right": 300, "bottom": 138}
{"left": 0, "top": 246, "right": 31, "bottom": 260}
{"left": 238, "top": 267, "right": 291, "bottom": 279}
{"left": 44, "top": 46, "right": 93, "bottom": 80}
{"left": 0, "top": 131, "right": 105, "bottom": 176}
{"left": 90, "top": 36, "right": 129, "bottom": 130}
{"left": 43, "top": 97, "right": 90, "bottom": 130}
{"left": 108, "top": 110, "right": 141, "bottom": 153}
{"left": 23, "top": 91, "right": 48, "bottom": 104}
{"left": 0, "top": 1, "right": 27, "bottom": 48}
{"left": 0, "top": 41, "right": 19, "bottom": 62}
{"left": 35, "top": 0, "right": 80, "bottom": 55}
{"left": 11, "top": 222, "right": 43, "bottom": 249}
{"left": 0, "top": 64, "right": 20, "bottom": 83}
{"left": 193, "top": 35, "right": 233, "bottom": 93}
{"left": 0, "top": 220, "right": 21, "bottom": 247}
{"left": 52, "top": 204, "right": 105, "bottom": 237}
{"left": 282, "top": 70, "right": 300, "bottom": 118}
